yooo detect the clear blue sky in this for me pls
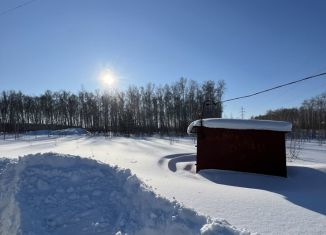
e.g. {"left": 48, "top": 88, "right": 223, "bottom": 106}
{"left": 1, "top": 0, "right": 326, "bottom": 117}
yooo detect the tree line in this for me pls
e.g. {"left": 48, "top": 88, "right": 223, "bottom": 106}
{"left": 0, "top": 78, "right": 225, "bottom": 137}
{"left": 255, "top": 92, "right": 326, "bottom": 139}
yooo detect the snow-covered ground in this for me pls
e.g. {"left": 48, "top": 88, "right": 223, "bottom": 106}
{"left": 0, "top": 153, "right": 246, "bottom": 235}
{"left": 0, "top": 132, "right": 325, "bottom": 234}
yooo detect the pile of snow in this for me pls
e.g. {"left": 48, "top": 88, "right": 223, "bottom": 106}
{"left": 187, "top": 118, "right": 292, "bottom": 134}
{"left": 27, "top": 128, "right": 89, "bottom": 136}
{"left": 51, "top": 128, "right": 90, "bottom": 135}
{"left": 0, "top": 153, "right": 250, "bottom": 235}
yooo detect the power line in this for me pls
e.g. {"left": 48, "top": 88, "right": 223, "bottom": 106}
{"left": 222, "top": 72, "right": 326, "bottom": 103}
{"left": 0, "top": 0, "right": 38, "bottom": 17}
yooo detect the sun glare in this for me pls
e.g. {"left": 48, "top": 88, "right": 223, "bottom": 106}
{"left": 99, "top": 68, "right": 117, "bottom": 87}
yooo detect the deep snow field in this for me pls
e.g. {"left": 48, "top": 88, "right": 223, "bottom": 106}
{"left": 0, "top": 130, "right": 325, "bottom": 234}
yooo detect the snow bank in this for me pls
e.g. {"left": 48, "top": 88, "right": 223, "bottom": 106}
{"left": 187, "top": 118, "right": 292, "bottom": 134}
{"left": 27, "top": 128, "right": 89, "bottom": 136}
{"left": 0, "top": 153, "right": 250, "bottom": 235}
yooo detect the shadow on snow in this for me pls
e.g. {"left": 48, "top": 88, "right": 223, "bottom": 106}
{"left": 158, "top": 153, "right": 196, "bottom": 172}
{"left": 159, "top": 153, "right": 326, "bottom": 216}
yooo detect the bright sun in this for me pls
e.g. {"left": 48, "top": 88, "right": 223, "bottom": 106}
{"left": 99, "top": 69, "right": 116, "bottom": 87}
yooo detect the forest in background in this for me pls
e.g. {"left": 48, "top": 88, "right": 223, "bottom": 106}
{"left": 1, "top": 75, "right": 325, "bottom": 139}
{"left": 255, "top": 92, "right": 326, "bottom": 140}
{"left": 0, "top": 78, "right": 225, "bottom": 137}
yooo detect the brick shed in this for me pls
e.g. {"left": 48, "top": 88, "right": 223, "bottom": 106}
{"left": 187, "top": 118, "right": 292, "bottom": 177}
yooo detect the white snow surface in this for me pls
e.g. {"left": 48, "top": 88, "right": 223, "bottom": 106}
{"left": 187, "top": 118, "right": 292, "bottom": 134}
{"left": 0, "top": 134, "right": 325, "bottom": 234}
{"left": 0, "top": 153, "right": 247, "bottom": 235}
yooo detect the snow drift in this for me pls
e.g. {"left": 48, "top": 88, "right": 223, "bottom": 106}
{"left": 26, "top": 128, "right": 89, "bottom": 136}
{"left": 0, "top": 153, "right": 250, "bottom": 235}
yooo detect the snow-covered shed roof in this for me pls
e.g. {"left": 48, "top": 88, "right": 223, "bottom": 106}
{"left": 187, "top": 118, "right": 292, "bottom": 134}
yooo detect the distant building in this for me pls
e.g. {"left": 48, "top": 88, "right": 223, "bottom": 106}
{"left": 187, "top": 118, "right": 292, "bottom": 177}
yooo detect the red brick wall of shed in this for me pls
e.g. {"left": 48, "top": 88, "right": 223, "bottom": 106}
{"left": 197, "top": 127, "right": 287, "bottom": 177}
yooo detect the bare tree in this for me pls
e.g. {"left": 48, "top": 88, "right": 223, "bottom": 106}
{"left": 0, "top": 78, "right": 226, "bottom": 136}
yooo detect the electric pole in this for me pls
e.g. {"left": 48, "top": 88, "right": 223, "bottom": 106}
{"left": 240, "top": 107, "right": 245, "bottom": 119}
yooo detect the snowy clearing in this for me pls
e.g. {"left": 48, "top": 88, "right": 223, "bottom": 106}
{"left": 0, "top": 133, "right": 325, "bottom": 234}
